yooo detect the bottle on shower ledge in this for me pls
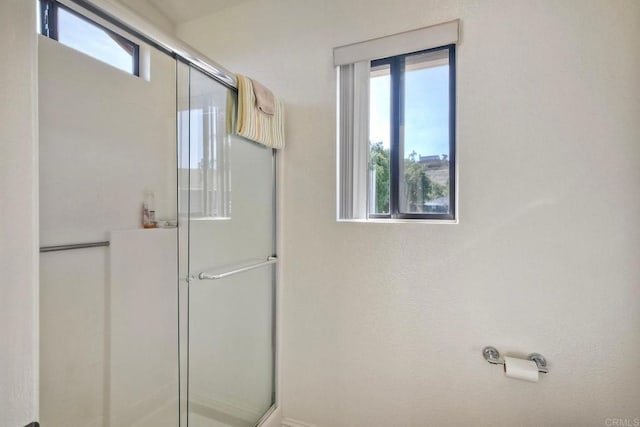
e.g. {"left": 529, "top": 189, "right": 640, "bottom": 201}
{"left": 142, "top": 190, "right": 157, "bottom": 228}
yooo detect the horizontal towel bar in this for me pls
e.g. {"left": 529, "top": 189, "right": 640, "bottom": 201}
{"left": 197, "top": 256, "right": 277, "bottom": 280}
{"left": 40, "top": 241, "right": 110, "bottom": 253}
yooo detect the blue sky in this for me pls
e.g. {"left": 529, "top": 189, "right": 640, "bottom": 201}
{"left": 370, "top": 65, "right": 450, "bottom": 159}
{"left": 57, "top": 8, "right": 134, "bottom": 74}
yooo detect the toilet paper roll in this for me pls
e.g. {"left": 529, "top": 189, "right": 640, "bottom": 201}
{"left": 503, "top": 356, "right": 539, "bottom": 382}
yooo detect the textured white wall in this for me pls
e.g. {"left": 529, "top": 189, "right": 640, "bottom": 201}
{"left": 113, "top": 0, "right": 176, "bottom": 34}
{"left": 0, "top": 1, "right": 39, "bottom": 426}
{"left": 179, "top": 1, "right": 640, "bottom": 425}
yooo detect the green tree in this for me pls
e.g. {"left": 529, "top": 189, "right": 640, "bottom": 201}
{"left": 370, "top": 142, "right": 448, "bottom": 213}
{"left": 403, "top": 155, "right": 448, "bottom": 212}
{"left": 369, "top": 141, "right": 390, "bottom": 213}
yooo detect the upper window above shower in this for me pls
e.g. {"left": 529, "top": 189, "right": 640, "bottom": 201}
{"left": 38, "top": 0, "right": 140, "bottom": 76}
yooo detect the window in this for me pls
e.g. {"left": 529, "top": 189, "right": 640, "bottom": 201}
{"left": 370, "top": 46, "right": 455, "bottom": 219}
{"left": 39, "top": 0, "right": 139, "bottom": 76}
{"left": 335, "top": 20, "right": 459, "bottom": 221}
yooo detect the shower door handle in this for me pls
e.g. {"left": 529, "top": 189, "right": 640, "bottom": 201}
{"left": 197, "top": 256, "right": 277, "bottom": 280}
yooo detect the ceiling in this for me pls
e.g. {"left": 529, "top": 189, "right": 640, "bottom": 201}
{"left": 118, "top": 0, "right": 254, "bottom": 26}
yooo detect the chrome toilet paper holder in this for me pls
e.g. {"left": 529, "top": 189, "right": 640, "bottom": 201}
{"left": 482, "top": 346, "right": 549, "bottom": 374}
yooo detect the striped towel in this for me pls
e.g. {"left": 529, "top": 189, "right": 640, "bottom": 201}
{"left": 236, "top": 75, "right": 285, "bottom": 149}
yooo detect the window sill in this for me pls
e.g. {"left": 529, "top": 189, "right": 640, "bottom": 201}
{"left": 337, "top": 218, "right": 458, "bottom": 225}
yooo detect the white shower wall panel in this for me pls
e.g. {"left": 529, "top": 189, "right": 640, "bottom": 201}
{"left": 38, "top": 36, "right": 177, "bottom": 245}
{"left": 39, "top": 249, "right": 107, "bottom": 427}
{"left": 109, "top": 228, "right": 178, "bottom": 427}
{"left": 38, "top": 33, "right": 177, "bottom": 427}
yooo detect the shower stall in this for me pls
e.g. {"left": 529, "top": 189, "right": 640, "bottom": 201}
{"left": 38, "top": 1, "right": 277, "bottom": 426}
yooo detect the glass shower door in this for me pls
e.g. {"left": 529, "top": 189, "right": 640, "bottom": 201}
{"left": 178, "top": 64, "right": 276, "bottom": 427}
